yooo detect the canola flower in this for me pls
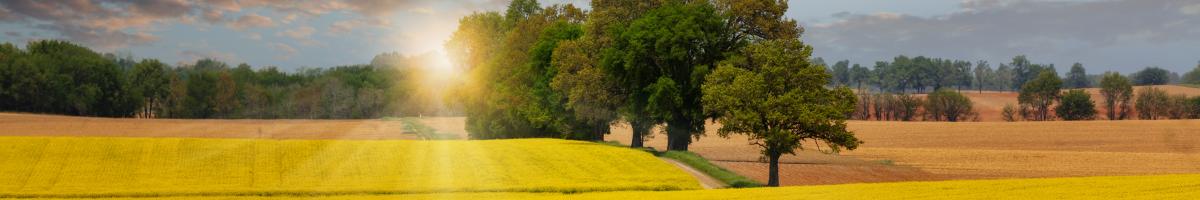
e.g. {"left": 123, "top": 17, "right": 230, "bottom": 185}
{"left": 10, "top": 174, "right": 1198, "bottom": 200}
{"left": 0, "top": 137, "right": 700, "bottom": 198}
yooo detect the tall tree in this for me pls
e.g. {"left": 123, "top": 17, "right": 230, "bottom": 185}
{"left": 1018, "top": 71, "right": 1062, "bottom": 121}
{"left": 130, "top": 59, "right": 170, "bottom": 118}
{"left": 1064, "top": 63, "right": 1090, "bottom": 88}
{"left": 831, "top": 60, "right": 850, "bottom": 86}
{"left": 608, "top": 1, "right": 730, "bottom": 150}
{"left": 555, "top": 0, "right": 665, "bottom": 147}
{"left": 849, "top": 63, "right": 871, "bottom": 89}
{"left": 973, "top": 61, "right": 992, "bottom": 93}
{"left": 1099, "top": 72, "right": 1133, "bottom": 120}
{"left": 703, "top": 39, "right": 859, "bottom": 187}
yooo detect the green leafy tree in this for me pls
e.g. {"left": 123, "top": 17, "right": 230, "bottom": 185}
{"left": 1100, "top": 72, "right": 1134, "bottom": 120}
{"left": 1180, "top": 62, "right": 1200, "bottom": 85}
{"left": 1064, "top": 63, "right": 1090, "bottom": 88}
{"left": 607, "top": 1, "right": 731, "bottom": 150}
{"left": 1055, "top": 89, "right": 1096, "bottom": 120}
{"left": 130, "top": 59, "right": 170, "bottom": 117}
{"left": 1132, "top": 67, "right": 1171, "bottom": 85}
{"left": 831, "top": 60, "right": 850, "bottom": 86}
{"left": 849, "top": 63, "right": 871, "bottom": 89}
{"left": 703, "top": 39, "right": 859, "bottom": 187}
{"left": 1018, "top": 71, "right": 1063, "bottom": 121}
{"left": 924, "top": 88, "right": 976, "bottom": 122}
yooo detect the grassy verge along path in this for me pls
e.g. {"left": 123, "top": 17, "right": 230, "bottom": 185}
{"left": 658, "top": 151, "right": 762, "bottom": 188}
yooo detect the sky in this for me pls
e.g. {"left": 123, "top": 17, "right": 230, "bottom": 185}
{"left": 1, "top": 0, "right": 1198, "bottom": 74}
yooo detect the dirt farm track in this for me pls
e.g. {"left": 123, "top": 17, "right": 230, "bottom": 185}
{"left": 2, "top": 113, "right": 1199, "bottom": 187}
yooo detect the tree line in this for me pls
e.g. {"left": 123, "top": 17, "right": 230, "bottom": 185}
{"left": 998, "top": 71, "right": 1200, "bottom": 121}
{"left": 825, "top": 55, "right": 1200, "bottom": 93}
{"left": 0, "top": 40, "right": 449, "bottom": 119}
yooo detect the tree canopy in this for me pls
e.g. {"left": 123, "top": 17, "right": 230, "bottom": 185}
{"left": 702, "top": 39, "right": 859, "bottom": 187}
{"left": 1018, "top": 71, "right": 1063, "bottom": 121}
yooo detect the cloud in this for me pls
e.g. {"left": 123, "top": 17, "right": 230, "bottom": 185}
{"left": 277, "top": 26, "right": 318, "bottom": 46}
{"left": 4, "top": 31, "right": 19, "bottom": 37}
{"left": 806, "top": 0, "right": 1200, "bottom": 70}
{"left": 269, "top": 42, "right": 297, "bottom": 60}
{"left": 228, "top": 13, "right": 274, "bottom": 30}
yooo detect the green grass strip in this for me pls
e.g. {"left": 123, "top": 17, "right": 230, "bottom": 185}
{"left": 657, "top": 151, "right": 762, "bottom": 188}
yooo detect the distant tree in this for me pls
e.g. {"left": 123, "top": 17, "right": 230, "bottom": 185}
{"left": 1009, "top": 55, "right": 1054, "bottom": 91}
{"left": 1135, "top": 87, "right": 1170, "bottom": 120}
{"left": 893, "top": 93, "right": 923, "bottom": 121}
{"left": 1018, "top": 71, "right": 1062, "bottom": 121}
{"left": 831, "top": 60, "right": 850, "bottom": 86}
{"left": 1064, "top": 63, "right": 1090, "bottom": 88}
{"left": 973, "top": 61, "right": 991, "bottom": 93}
{"left": 1099, "top": 72, "right": 1134, "bottom": 120}
{"left": 849, "top": 63, "right": 871, "bottom": 89}
{"left": 1131, "top": 67, "right": 1170, "bottom": 85}
{"left": 995, "top": 64, "right": 1015, "bottom": 91}
{"left": 1165, "top": 94, "right": 1192, "bottom": 119}
{"left": 1055, "top": 89, "right": 1096, "bottom": 120}
{"left": 703, "top": 39, "right": 860, "bottom": 187}
{"left": 924, "top": 88, "right": 975, "bottom": 122}
{"left": 183, "top": 71, "right": 218, "bottom": 118}
{"left": 1181, "top": 63, "right": 1200, "bottom": 85}
{"left": 213, "top": 71, "right": 239, "bottom": 117}
{"left": 130, "top": 59, "right": 170, "bottom": 118}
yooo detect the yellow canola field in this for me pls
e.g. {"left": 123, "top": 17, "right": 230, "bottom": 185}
{"left": 18, "top": 174, "right": 1198, "bottom": 200}
{"left": 0, "top": 137, "right": 699, "bottom": 198}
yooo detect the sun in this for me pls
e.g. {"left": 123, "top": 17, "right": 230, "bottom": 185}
{"left": 427, "top": 50, "right": 458, "bottom": 80}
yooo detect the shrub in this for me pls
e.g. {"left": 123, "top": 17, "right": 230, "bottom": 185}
{"left": 1135, "top": 87, "right": 1170, "bottom": 120}
{"left": 1055, "top": 89, "right": 1097, "bottom": 120}
{"left": 924, "top": 89, "right": 976, "bottom": 122}
{"left": 1002, "top": 104, "right": 1018, "bottom": 122}
{"left": 894, "top": 93, "right": 923, "bottom": 121}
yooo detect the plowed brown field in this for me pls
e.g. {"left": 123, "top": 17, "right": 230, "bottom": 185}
{"left": 611, "top": 120, "right": 1200, "bottom": 186}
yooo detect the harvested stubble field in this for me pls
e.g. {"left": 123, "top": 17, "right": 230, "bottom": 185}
{"left": 8, "top": 174, "right": 1200, "bottom": 200}
{"left": 0, "top": 137, "right": 699, "bottom": 198}
{"left": 612, "top": 119, "right": 1200, "bottom": 186}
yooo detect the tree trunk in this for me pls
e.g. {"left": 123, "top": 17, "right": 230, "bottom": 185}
{"left": 666, "top": 118, "right": 690, "bottom": 151}
{"left": 768, "top": 152, "right": 781, "bottom": 187}
{"left": 630, "top": 120, "right": 647, "bottom": 148}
